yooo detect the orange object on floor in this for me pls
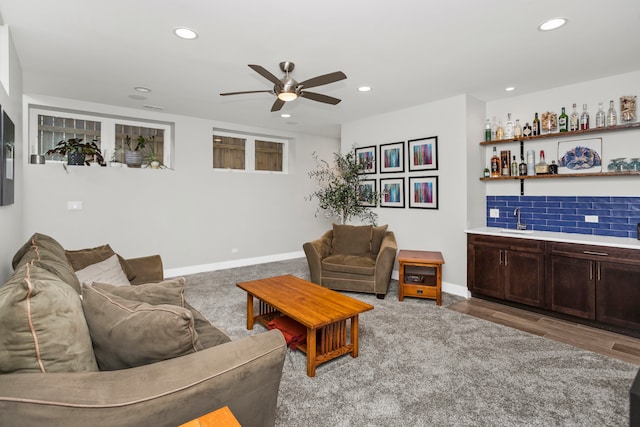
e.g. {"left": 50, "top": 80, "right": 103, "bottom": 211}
{"left": 179, "top": 406, "right": 241, "bottom": 427}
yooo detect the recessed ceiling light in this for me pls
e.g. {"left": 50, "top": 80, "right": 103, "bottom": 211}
{"left": 281, "top": 113, "right": 291, "bottom": 118}
{"left": 538, "top": 17, "right": 568, "bottom": 31}
{"left": 505, "top": 87, "right": 516, "bottom": 92}
{"left": 358, "top": 86, "right": 372, "bottom": 92}
{"left": 134, "top": 86, "right": 151, "bottom": 93}
{"left": 173, "top": 27, "right": 198, "bottom": 40}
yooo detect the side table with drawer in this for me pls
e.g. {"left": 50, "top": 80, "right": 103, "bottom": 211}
{"left": 397, "top": 250, "right": 445, "bottom": 305}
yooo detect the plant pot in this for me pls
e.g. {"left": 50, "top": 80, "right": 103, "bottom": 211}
{"left": 125, "top": 150, "right": 143, "bottom": 168}
{"left": 67, "top": 152, "right": 86, "bottom": 166}
{"left": 150, "top": 160, "right": 160, "bottom": 169}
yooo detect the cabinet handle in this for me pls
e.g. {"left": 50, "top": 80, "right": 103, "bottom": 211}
{"left": 597, "top": 264, "right": 601, "bottom": 281}
{"left": 583, "top": 250, "right": 608, "bottom": 256}
{"left": 589, "top": 262, "right": 593, "bottom": 281}
{"left": 504, "top": 250, "right": 508, "bottom": 266}
{"left": 499, "top": 249, "right": 503, "bottom": 265}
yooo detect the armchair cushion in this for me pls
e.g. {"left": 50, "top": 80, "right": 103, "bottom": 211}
{"left": 75, "top": 254, "right": 130, "bottom": 286}
{"left": 0, "top": 263, "right": 98, "bottom": 374}
{"left": 82, "top": 285, "right": 202, "bottom": 371}
{"left": 65, "top": 244, "right": 136, "bottom": 282}
{"left": 330, "top": 224, "right": 373, "bottom": 255}
{"left": 322, "top": 254, "right": 376, "bottom": 276}
{"left": 371, "top": 224, "right": 389, "bottom": 254}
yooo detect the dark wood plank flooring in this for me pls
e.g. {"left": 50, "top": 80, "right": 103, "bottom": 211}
{"left": 447, "top": 298, "right": 640, "bottom": 365}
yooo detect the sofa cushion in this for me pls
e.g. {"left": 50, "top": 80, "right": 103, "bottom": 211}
{"left": 82, "top": 285, "right": 203, "bottom": 370}
{"left": 12, "top": 233, "right": 81, "bottom": 294}
{"left": 322, "top": 253, "right": 377, "bottom": 276}
{"left": 330, "top": 224, "right": 373, "bottom": 255}
{"left": 371, "top": 224, "right": 389, "bottom": 254}
{"left": 75, "top": 254, "right": 130, "bottom": 287}
{"left": 0, "top": 263, "right": 98, "bottom": 374}
{"left": 65, "top": 244, "right": 136, "bottom": 281}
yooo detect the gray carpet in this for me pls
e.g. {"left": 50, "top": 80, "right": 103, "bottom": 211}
{"left": 181, "top": 258, "right": 638, "bottom": 426}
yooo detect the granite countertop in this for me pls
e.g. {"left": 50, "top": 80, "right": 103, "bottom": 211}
{"left": 465, "top": 227, "right": 640, "bottom": 250}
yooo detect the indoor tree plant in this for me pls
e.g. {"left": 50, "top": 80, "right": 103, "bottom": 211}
{"left": 45, "top": 138, "right": 104, "bottom": 166}
{"left": 307, "top": 148, "right": 378, "bottom": 224}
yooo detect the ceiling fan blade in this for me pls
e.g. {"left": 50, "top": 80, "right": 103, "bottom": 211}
{"left": 271, "top": 98, "right": 285, "bottom": 112}
{"left": 300, "top": 91, "right": 342, "bottom": 105}
{"left": 299, "top": 71, "right": 347, "bottom": 89}
{"left": 248, "top": 64, "right": 282, "bottom": 86}
{"left": 220, "top": 90, "right": 273, "bottom": 96}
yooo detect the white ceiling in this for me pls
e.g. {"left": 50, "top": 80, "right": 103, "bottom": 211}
{"left": 1, "top": 0, "right": 639, "bottom": 138}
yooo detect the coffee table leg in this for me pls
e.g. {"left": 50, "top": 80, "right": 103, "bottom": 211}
{"left": 246, "top": 294, "right": 254, "bottom": 330}
{"left": 306, "top": 327, "right": 317, "bottom": 377}
{"left": 351, "top": 315, "right": 359, "bottom": 358}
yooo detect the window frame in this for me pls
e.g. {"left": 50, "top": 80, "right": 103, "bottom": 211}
{"left": 212, "top": 130, "right": 288, "bottom": 174}
{"left": 28, "top": 105, "right": 174, "bottom": 168}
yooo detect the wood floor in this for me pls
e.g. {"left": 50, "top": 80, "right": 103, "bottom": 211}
{"left": 447, "top": 298, "right": 640, "bottom": 365}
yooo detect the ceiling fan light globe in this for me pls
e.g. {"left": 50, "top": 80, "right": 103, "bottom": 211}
{"left": 278, "top": 92, "right": 298, "bottom": 102}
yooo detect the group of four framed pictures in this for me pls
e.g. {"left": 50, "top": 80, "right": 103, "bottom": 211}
{"left": 355, "top": 136, "right": 438, "bottom": 209}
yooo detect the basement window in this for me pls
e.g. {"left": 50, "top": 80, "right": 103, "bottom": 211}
{"left": 213, "top": 131, "right": 287, "bottom": 173}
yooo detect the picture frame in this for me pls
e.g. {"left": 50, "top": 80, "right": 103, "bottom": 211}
{"left": 0, "top": 108, "right": 15, "bottom": 206}
{"left": 408, "top": 136, "right": 438, "bottom": 172}
{"left": 379, "top": 141, "right": 405, "bottom": 173}
{"left": 357, "top": 179, "right": 377, "bottom": 207}
{"left": 409, "top": 176, "right": 438, "bottom": 209}
{"left": 354, "top": 145, "right": 376, "bottom": 174}
{"left": 379, "top": 177, "right": 405, "bottom": 208}
{"left": 557, "top": 138, "right": 603, "bottom": 174}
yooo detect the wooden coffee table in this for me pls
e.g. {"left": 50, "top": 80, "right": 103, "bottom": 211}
{"left": 237, "top": 275, "right": 374, "bottom": 377}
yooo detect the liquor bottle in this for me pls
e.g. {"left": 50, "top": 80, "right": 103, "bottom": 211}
{"left": 522, "top": 122, "right": 532, "bottom": 137}
{"left": 570, "top": 103, "right": 579, "bottom": 131}
{"left": 580, "top": 104, "right": 590, "bottom": 130}
{"left": 595, "top": 102, "right": 605, "bottom": 128}
{"left": 504, "top": 113, "right": 514, "bottom": 139}
{"left": 514, "top": 119, "right": 522, "bottom": 138}
{"left": 558, "top": 107, "right": 569, "bottom": 132}
{"left": 501, "top": 150, "right": 511, "bottom": 176}
{"left": 510, "top": 156, "right": 518, "bottom": 176}
{"left": 491, "top": 116, "right": 497, "bottom": 140}
{"left": 518, "top": 156, "right": 527, "bottom": 176}
{"left": 535, "top": 150, "right": 549, "bottom": 175}
{"left": 490, "top": 147, "right": 500, "bottom": 177}
{"left": 496, "top": 120, "right": 504, "bottom": 140}
{"left": 532, "top": 113, "right": 541, "bottom": 136}
{"left": 548, "top": 160, "right": 558, "bottom": 174}
{"left": 606, "top": 100, "right": 617, "bottom": 127}
{"left": 485, "top": 119, "right": 491, "bottom": 141}
{"left": 526, "top": 150, "right": 536, "bottom": 176}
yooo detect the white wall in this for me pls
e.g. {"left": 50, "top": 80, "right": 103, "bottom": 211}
{"left": 341, "top": 95, "right": 472, "bottom": 292}
{"left": 0, "top": 27, "right": 23, "bottom": 281}
{"left": 484, "top": 70, "right": 640, "bottom": 197}
{"left": 21, "top": 94, "right": 339, "bottom": 274}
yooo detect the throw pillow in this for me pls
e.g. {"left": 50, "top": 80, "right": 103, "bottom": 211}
{"left": 65, "top": 244, "right": 136, "bottom": 282}
{"left": 371, "top": 224, "right": 389, "bottom": 254}
{"left": 82, "top": 285, "right": 203, "bottom": 370}
{"left": 92, "top": 277, "right": 186, "bottom": 307}
{"left": 0, "top": 263, "right": 98, "bottom": 374}
{"left": 75, "top": 254, "right": 130, "bottom": 286}
{"left": 331, "top": 224, "right": 373, "bottom": 255}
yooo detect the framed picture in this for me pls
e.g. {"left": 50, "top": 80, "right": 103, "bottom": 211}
{"left": 379, "top": 177, "right": 405, "bottom": 208}
{"left": 409, "top": 176, "right": 438, "bottom": 209}
{"left": 1, "top": 109, "right": 15, "bottom": 206}
{"left": 379, "top": 141, "right": 404, "bottom": 173}
{"left": 557, "top": 138, "right": 603, "bottom": 174}
{"left": 355, "top": 145, "right": 376, "bottom": 174}
{"left": 408, "top": 136, "right": 438, "bottom": 171}
{"left": 357, "top": 179, "right": 377, "bottom": 207}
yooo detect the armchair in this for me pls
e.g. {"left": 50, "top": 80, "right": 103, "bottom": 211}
{"left": 303, "top": 224, "right": 397, "bottom": 298}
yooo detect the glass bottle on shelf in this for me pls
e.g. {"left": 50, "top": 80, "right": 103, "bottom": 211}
{"left": 518, "top": 156, "right": 527, "bottom": 176}
{"left": 595, "top": 102, "right": 605, "bottom": 128}
{"left": 514, "top": 119, "right": 522, "bottom": 138}
{"left": 532, "top": 113, "right": 540, "bottom": 136}
{"left": 496, "top": 120, "right": 504, "bottom": 140}
{"left": 570, "top": 103, "right": 579, "bottom": 131}
{"left": 558, "top": 107, "right": 569, "bottom": 132}
{"left": 548, "top": 160, "right": 558, "bottom": 174}
{"left": 580, "top": 104, "right": 590, "bottom": 130}
{"left": 606, "top": 100, "right": 617, "bottom": 127}
{"left": 490, "top": 147, "right": 500, "bottom": 177}
{"left": 485, "top": 119, "right": 491, "bottom": 141}
{"left": 535, "top": 150, "right": 549, "bottom": 175}
{"left": 522, "top": 122, "right": 532, "bottom": 137}
{"left": 491, "top": 116, "right": 497, "bottom": 140}
{"left": 510, "top": 155, "right": 518, "bottom": 176}
{"left": 504, "top": 113, "right": 514, "bottom": 139}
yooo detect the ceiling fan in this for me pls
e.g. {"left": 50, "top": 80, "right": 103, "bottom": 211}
{"left": 220, "top": 61, "right": 347, "bottom": 112}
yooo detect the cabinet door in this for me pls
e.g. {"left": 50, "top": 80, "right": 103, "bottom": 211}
{"left": 469, "top": 244, "right": 504, "bottom": 299}
{"left": 504, "top": 250, "right": 545, "bottom": 307}
{"left": 547, "top": 255, "right": 595, "bottom": 319}
{"left": 596, "top": 261, "right": 640, "bottom": 330}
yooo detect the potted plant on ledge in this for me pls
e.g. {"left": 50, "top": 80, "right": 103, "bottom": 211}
{"left": 45, "top": 138, "right": 104, "bottom": 166}
{"left": 124, "top": 135, "right": 150, "bottom": 168}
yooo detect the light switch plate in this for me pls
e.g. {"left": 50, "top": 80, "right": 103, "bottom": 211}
{"left": 489, "top": 208, "right": 500, "bottom": 218}
{"left": 585, "top": 215, "right": 598, "bottom": 223}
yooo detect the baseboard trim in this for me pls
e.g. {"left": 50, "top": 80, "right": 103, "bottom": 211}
{"left": 164, "top": 251, "right": 306, "bottom": 278}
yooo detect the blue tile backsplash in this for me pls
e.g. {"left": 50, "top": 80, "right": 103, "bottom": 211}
{"left": 486, "top": 196, "right": 640, "bottom": 239}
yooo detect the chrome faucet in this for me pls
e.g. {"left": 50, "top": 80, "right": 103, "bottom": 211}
{"left": 514, "top": 208, "right": 527, "bottom": 230}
